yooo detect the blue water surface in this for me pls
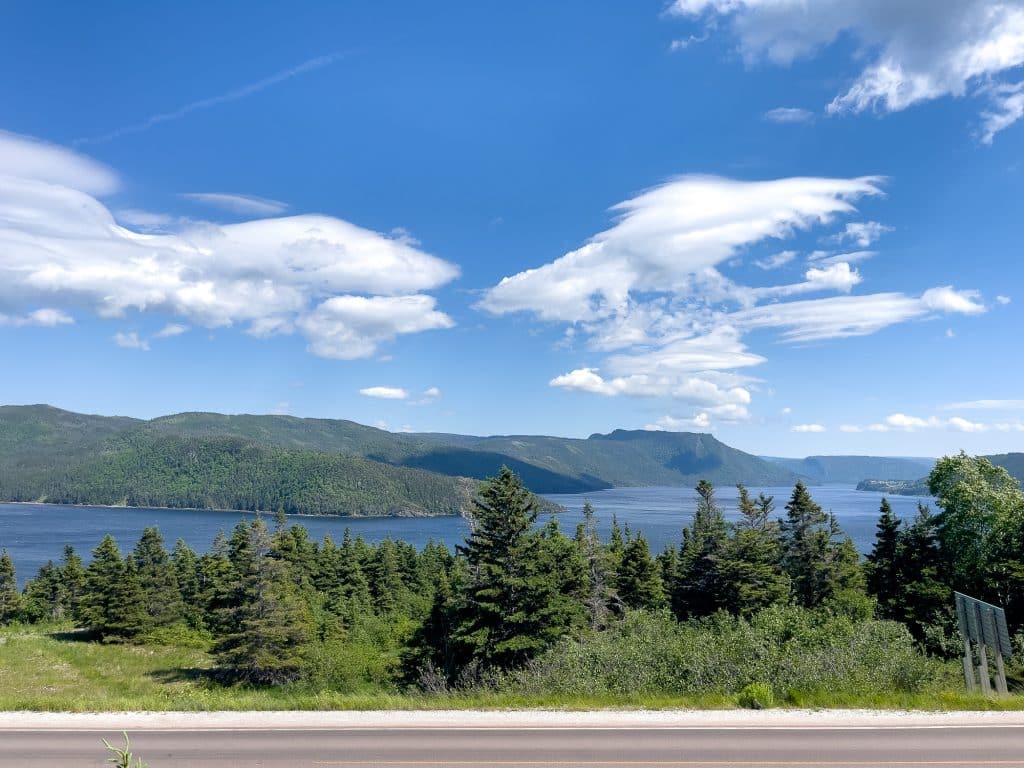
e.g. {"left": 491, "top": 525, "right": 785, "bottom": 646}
{"left": 0, "top": 484, "right": 933, "bottom": 586}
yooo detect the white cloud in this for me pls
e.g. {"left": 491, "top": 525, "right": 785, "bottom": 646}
{"left": 154, "top": 323, "right": 189, "bottom": 338}
{"left": 271, "top": 401, "right": 290, "bottom": 415}
{"left": 113, "top": 331, "right": 149, "bottom": 351}
{"left": 763, "top": 107, "right": 814, "bottom": 123}
{"left": 0, "top": 129, "right": 118, "bottom": 195}
{"left": 114, "top": 209, "right": 176, "bottom": 231}
{"left": 731, "top": 289, "right": 985, "bottom": 342}
{"left": 669, "top": 0, "right": 1024, "bottom": 141}
{"left": 0, "top": 130, "right": 458, "bottom": 360}
{"left": 997, "top": 295, "right": 1012, "bottom": 305}
{"left": 299, "top": 295, "right": 454, "bottom": 360}
{"left": 646, "top": 413, "right": 713, "bottom": 431}
{"left": 479, "top": 175, "right": 883, "bottom": 323}
{"left": 482, "top": 172, "right": 982, "bottom": 420}
{"left": 808, "top": 249, "right": 877, "bottom": 266}
{"left": 942, "top": 399, "right": 1024, "bottom": 410}
{"left": 422, "top": 386, "right": 442, "bottom": 399}
{"left": 181, "top": 192, "right": 289, "bottom": 216}
{"left": 670, "top": 32, "right": 710, "bottom": 51}
{"left": 846, "top": 412, "right": 1017, "bottom": 433}
{"left": 792, "top": 423, "right": 826, "bottom": 433}
{"left": 359, "top": 386, "right": 410, "bottom": 400}
{"left": 755, "top": 250, "right": 797, "bottom": 270}
{"left": 0, "top": 308, "right": 75, "bottom": 327}
{"left": 920, "top": 286, "right": 986, "bottom": 315}
{"left": 834, "top": 221, "right": 892, "bottom": 248}
{"left": 981, "top": 81, "right": 1024, "bottom": 144}
{"left": 781, "top": 406, "right": 792, "bottom": 415}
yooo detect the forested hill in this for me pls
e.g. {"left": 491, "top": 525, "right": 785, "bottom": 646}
{"left": 856, "top": 453, "right": 1024, "bottom": 496}
{"left": 760, "top": 455, "right": 935, "bottom": 484}
{"left": 0, "top": 405, "right": 797, "bottom": 515}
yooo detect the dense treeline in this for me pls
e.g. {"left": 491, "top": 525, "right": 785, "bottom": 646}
{"left": 1, "top": 452, "right": 1022, "bottom": 700}
{"left": 2, "top": 435, "right": 473, "bottom": 517}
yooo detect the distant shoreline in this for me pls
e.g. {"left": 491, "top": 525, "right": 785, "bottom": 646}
{"left": 0, "top": 499, "right": 464, "bottom": 521}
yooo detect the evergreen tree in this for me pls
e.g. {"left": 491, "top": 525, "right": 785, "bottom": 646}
{"left": 780, "top": 482, "right": 838, "bottom": 608}
{"left": 403, "top": 560, "right": 468, "bottom": 688}
{"left": 197, "top": 531, "right": 234, "bottom": 634}
{"left": 105, "top": 560, "right": 149, "bottom": 639}
{"left": 60, "top": 545, "right": 86, "bottom": 623}
{"left": 326, "top": 529, "right": 373, "bottom": 626}
{"left": 865, "top": 498, "right": 902, "bottom": 619}
{"left": 0, "top": 550, "right": 18, "bottom": 624}
{"left": 671, "top": 480, "right": 728, "bottom": 618}
{"left": 616, "top": 533, "right": 665, "bottom": 610}
{"left": 719, "top": 486, "right": 789, "bottom": 616}
{"left": 81, "top": 535, "right": 125, "bottom": 637}
{"left": 171, "top": 539, "right": 203, "bottom": 629}
{"left": 455, "top": 467, "right": 578, "bottom": 673}
{"left": 897, "top": 504, "right": 951, "bottom": 643}
{"left": 132, "top": 527, "right": 184, "bottom": 628}
{"left": 575, "top": 502, "right": 619, "bottom": 630}
{"left": 20, "top": 560, "right": 65, "bottom": 623}
{"left": 213, "top": 519, "right": 308, "bottom": 684}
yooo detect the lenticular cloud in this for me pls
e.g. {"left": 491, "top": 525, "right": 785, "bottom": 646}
{"left": 0, "top": 130, "right": 459, "bottom": 359}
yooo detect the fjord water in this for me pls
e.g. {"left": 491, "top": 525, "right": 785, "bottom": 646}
{"left": 0, "top": 484, "right": 931, "bottom": 586}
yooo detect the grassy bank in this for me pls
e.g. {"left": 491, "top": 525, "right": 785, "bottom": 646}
{"left": 1, "top": 625, "right": 1021, "bottom": 712}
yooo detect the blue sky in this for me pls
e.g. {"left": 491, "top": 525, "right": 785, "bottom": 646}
{"left": 1, "top": 1, "right": 1022, "bottom": 457}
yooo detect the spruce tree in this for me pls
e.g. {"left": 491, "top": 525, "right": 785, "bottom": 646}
{"left": 781, "top": 483, "right": 865, "bottom": 610}
{"left": 865, "top": 498, "right": 902, "bottom": 619}
{"left": 81, "top": 535, "right": 124, "bottom": 637}
{"left": 719, "top": 486, "right": 789, "bottom": 616}
{"left": 171, "top": 539, "right": 203, "bottom": 629}
{"left": 0, "top": 550, "right": 19, "bottom": 624}
{"left": 617, "top": 533, "right": 665, "bottom": 610}
{"left": 455, "top": 467, "right": 576, "bottom": 672}
{"left": 132, "top": 527, "right": 184, "bottom": 628}
{"left": 671, "top": 480, "right": 728, "bottom": 618}
{"left": 897, "top": 503, "right": 951, "bottom": 643}
{"left": 20, "top": 561, "right": 65, "bottom": 623}
{"left": 105, "top": 560, "right": 149, "bottom": 639}
{"left": 214, "top": 519, "right": 308, "bottom": 684}
{"left": 60, "top": 545, "right": 86, "bottom": 623}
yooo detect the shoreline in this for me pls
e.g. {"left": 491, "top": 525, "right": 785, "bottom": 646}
{"left": 0, "top": 499, "right": 464, "bottom": 521}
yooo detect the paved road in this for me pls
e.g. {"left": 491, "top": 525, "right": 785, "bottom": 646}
{"left": 2, "top": 726, "right": 1024, "bottom": 767}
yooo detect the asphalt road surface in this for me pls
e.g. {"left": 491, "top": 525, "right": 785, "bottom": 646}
{"left": 2, "top": 726, "right": 1024, "bottom": 767}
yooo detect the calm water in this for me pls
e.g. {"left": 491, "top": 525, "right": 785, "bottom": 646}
{"left": 0, "top": 485, "right": 932, "bottom": 586}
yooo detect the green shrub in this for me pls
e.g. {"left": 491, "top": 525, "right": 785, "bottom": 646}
{"left": 509, "top": 606, "right": 953, "bottom": 701}
{"left": 737, "top": 682, "right": 774, "bottom": 709}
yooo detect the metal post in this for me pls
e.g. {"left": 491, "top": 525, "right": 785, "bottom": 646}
{"left": 963, "top": 638, "right": 977, "bottom": 692}
{"left": 995, "top": 652, "right": 1009, "bottom": 696}
{"left": 978, "top": 643, "right": 993, "bottom": 695}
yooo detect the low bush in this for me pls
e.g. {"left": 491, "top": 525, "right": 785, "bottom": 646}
{"left": 509, "top": 606, "right": 954, "bottom": 701}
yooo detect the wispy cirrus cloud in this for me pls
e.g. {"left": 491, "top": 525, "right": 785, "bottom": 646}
{"left": 763, "top": 107, "right": 814, "bottom": 124}
{"left": 73, "top": 51, "right": 353, "bottom": 146}
{"left": 181, "top": 193, "right": 289, "bottom": 216}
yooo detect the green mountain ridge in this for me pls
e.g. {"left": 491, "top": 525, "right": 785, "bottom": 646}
{"left": 0, "top": 405, "right": 798, "bottom": 516}
{"left": 759, "top": 455, "right": 936, "bottom": 484}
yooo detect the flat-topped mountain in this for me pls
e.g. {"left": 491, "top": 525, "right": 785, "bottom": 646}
{"left": 0, "top": 405, "right": 797, "bottom": 516}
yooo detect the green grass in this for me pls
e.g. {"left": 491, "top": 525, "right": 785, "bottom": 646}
{"left": 1, "top": 625, "right": 1022, "bottom": 712}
